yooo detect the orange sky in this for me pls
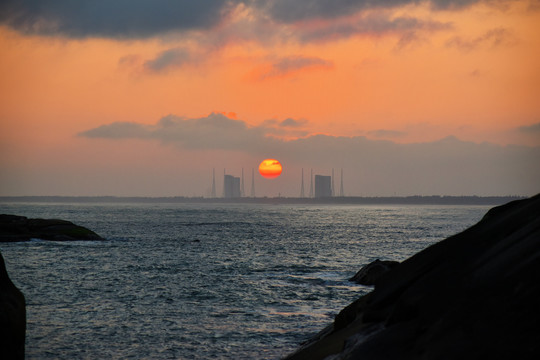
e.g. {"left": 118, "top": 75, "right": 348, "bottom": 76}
{"left": 1, "top": 1, "right": 539, "bottom": 196}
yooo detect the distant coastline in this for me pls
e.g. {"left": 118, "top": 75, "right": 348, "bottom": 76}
{"left": 0, "top": 195, "right": 526, "bottom": 205}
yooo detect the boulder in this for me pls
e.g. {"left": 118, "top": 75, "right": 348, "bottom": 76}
{"left": 0, "top": 252, "right": 26, "bottom": 360}
{"left": 349, "top": 259, "right": 399, "bottom": 286}
{"left": 0, "top": 214, "right": 104, "bottom": 242}
{"left": 284, "top": 194, "right": 540, "bottom": 360}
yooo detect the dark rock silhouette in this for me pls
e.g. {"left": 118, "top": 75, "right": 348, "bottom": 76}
{"left": 349, "top": 259, "right": 400, "bottom": 286}
{"left": 0, "top": 252, "right": 26, "bottom": 360}
{"left": 284, "top": 194, "right": 540, "bottom": 360}
{"left": 0, "top": 214, "right": 104, "bottom": 242}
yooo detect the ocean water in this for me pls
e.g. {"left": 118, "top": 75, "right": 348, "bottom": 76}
{"left": 0, "top": 202, "right": 489, "bottom": 359}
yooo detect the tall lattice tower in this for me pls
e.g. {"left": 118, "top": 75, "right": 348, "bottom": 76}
{"left": 309, "top": 168, "right": 314, "bottom": 198}
{"left": 211, "top": 168, "right": 216, "bottom": 198}
{"left": 241, "top": 168, "right": 245, "bottom": 197}
{"left": 222, "top": 168, "right": 226, "bottom": 198}
{"left": 300, "top": 168, "right": 305, "bottom": 198}
{"left": 250, "top": 168, "right": 255, "bottom": 197}
{"left": 331, "top": 168, "right": 335, "bottom": 197}
{"left": 339, "top": 168, "right": 344, "bottom": 197}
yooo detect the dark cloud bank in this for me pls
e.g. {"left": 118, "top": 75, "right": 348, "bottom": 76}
{"left": 79, "top": 113, "right": 540, "bottom": 196}
{"left": 0, "top": 0, "right": 506, "bottom": 39}
{"left": 256, "top": 0, "right": 486, "bottom": 23}
{"left": 0, "top": 0, "right": 231, "bottom": 38}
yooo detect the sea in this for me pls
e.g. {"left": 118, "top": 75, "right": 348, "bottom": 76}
{"left": 0, "top": 202, "right": 490, "bottom": 359}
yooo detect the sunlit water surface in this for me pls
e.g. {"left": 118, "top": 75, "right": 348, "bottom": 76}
{"left": 0, "top": 203, "right": 489, "bottom": 359}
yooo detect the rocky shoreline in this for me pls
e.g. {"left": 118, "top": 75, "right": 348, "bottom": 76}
{"left": 0, "top": 214, "right": 104, "bottom": 242}
{"left": 284, "top": 194, "right": 540, "bottom": 359}
{"left": 0, "top": 252, "right": 26, "bottom": 359}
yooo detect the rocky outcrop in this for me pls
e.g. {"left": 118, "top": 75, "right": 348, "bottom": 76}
{"left": 0, "top": 252, "right": 26, "bottom": 360}
{"left": 0, "top": 214, "right": 104, "bottom": 242}
{"left": 284, "top": 194, "right": 540, "bottom": 360}
{"left": 349, "top": 259, "right": 400, "bottom": 286}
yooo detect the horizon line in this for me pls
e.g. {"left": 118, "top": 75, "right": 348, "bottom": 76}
{"left": 0, "top": 195, "right": 528, "bottom": 206}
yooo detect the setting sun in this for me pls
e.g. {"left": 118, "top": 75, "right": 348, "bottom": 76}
{"left": 259, "top": 159, "right": 282, "bottom": 179}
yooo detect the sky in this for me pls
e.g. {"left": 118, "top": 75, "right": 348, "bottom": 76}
{"left": 1, "top": 0, "right": 539, "bottom": 197}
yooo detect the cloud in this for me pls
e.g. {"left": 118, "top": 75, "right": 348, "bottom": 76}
{"left": 255, "top": 56, "right": 333, "bottom": 79}
{"left": 0, "top": 0, "right": 237, "bottom": 38}
{"left": 296, "top": 13, "right": 452, "bottom": 43}
{"left": 80, "top": 113, "right": 313, "bottom": 147}
{"left": 254, "top": 0, "right": 370, "bottom": 23}
{"left": 369, "top": 129, "right": 407, "bottom": 138}
{"left": 79, "top": 113, "right": 277, "bottom": 151}
{"left": 261, "top": 118, "right": 309, "bottom": 138}
{"left": 80, "top": 121, "right": 150, "bottom": 138}
{"left": 0, "top": 0, "right": 491, "bottom": 40}
{"left": 428, "top": 0, "right": 485, "bottom": 10}
{"left": 143, "top": 47, "right": 192, "bottom": 73}
{"left": 254, "top": 0, "right": 484, "bottom": 24}
{"left": 123, "top": 13, "right": 447, "bottom": 76}
{"left": 445, "top": 27, "right": 517, "bottom": 52}
{"left": 78, "top": 114, "right": 535, "bottom": 159}
{"left": 118, "top": 54, "right": 142, "bottom": 68}
{"left": 280, "top": 118, "right": 307, "bottom": 127}
{"left": 518, "top": 122, "right": 540, "bottom": 133}
{"left": 273, "top": 56, "right": 332, "bottom": 73}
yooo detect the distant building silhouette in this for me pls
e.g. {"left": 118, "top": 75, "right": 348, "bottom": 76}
{"left": 224, "top": 174, "right": 241, "bottom": 198}
{"left": 315, "top": 175, "right": 332, "bottom": 198}
{"left": 300, "top": 168, "right": 305, "bottom": 198}
{"left": 309, "top": 169, "right": 314, "bottom": 198}
{"left": 331, "top": 168, "right": 335, "bottom": 196}
{"left": 339, "top": 168, "right": 344, "bottom": 197}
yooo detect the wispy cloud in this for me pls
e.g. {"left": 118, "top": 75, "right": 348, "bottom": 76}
{"left": 446, "top": 27, "right": 517, "bottom": 52}
{"left": 143, "top": 47, "right": 192, "bottom": 73}
{"left": 254, "top": 56, "right": 333, "bottom": 80}
{"left": 296, "top": 13, "right": 452, "bottom": 43}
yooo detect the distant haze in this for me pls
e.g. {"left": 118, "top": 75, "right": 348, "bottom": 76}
{"left": 1, "top": 1, "right": 539, "bottom": 197}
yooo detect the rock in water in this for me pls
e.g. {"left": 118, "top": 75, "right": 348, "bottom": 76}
{"left": 284, "top": 194, "right": 540, "bottom": 360}
{"left": 0, "top": 252, "right": 26, "bottom": 360}
{"left": 349, "top": 259, "right": 400, "bottom": 286}
{"left": 0, "top": 214, "right": 104, "bottom": 242}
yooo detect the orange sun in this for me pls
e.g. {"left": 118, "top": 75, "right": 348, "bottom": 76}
{"left": 259, "top": 159, "right": 282, "bottom": 179}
